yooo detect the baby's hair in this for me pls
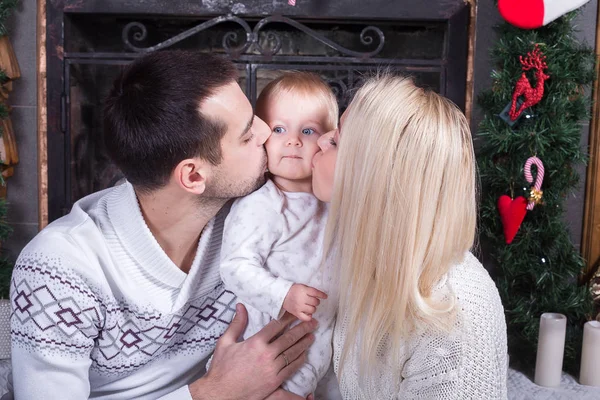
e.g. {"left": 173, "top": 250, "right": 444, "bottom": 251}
{"left": 256, "top": 71, "right": 339, "bottom": 131}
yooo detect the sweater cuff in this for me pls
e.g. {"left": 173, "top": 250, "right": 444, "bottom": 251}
{"left": 271, "top": 278, "right": 294, "bottom": 320}
{"left": 157, "top": 385, "right": 193, "bottom": 400}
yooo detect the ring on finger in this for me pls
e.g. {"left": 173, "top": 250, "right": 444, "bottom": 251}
{"left": 282, "top": 351, "right": 290, "bottom": 367}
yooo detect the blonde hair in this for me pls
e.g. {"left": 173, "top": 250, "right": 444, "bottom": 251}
{"left": 324, "top": 75, "right": 477, "bottom": 390}
{"left": 256, "top": 71, "right": 339, "bottom": 131}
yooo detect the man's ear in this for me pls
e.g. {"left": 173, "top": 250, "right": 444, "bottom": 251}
{"left": 173, "top": 158, "right": 211, "bottom": 195}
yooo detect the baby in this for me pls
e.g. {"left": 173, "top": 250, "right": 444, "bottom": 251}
{"left": 219, "top": 72, "right": 339, "bottom": 397}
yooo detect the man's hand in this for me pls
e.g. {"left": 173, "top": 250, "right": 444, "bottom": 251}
{"left": 265, "top": 389, "right": 314, "bottom": 400}
{"left": 282, "top": 284, "right": 328, "bottom": 322}
{"left": 189, "top": 304, "right": 317, "bottom": 400}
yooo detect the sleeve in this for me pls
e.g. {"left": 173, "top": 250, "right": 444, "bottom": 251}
{"left": 220, "top": 197, "right": 293, "bottom": 319}
{"left": 157, "top": 385, "right": 194, "bottom": 399}
{"left": 282, "top": 307, "right": 336, "bottom": 397}
{"left": 397, "top": 334, "right": 463, "bottom": 399}
{"left": 398, "top": 314, "right": 507, "bottom": 399}
{"left": 399, "top": 259, "right": 508, "bottom": 400}
{"left": 282, "top": 267, "right": 338, "bottom": 398}
{"left": 9, "top": 250, "right": 103, "bottom": 400}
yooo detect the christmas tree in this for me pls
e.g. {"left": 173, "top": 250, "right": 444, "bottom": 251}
{"left": 0, "top": 0, "right": 19, "bottom": 298}
{"left": 477, "top": 12, "right": 595, "bottom": 376}
{"left": 0, "top": 0, "right": 17, "bottom": 36}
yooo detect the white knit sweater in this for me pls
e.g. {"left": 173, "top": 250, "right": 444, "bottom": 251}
{"left": 10, "top": 182, "right": 234, "bottom": 399}
{"left": 333, "top": 252, "right": 508, "bottom": 400}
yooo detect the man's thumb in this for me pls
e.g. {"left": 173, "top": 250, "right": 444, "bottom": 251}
{"left": 219, "top": 303, "right": 248, "bottom": 345}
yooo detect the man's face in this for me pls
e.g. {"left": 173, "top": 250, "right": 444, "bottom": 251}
{"left": 200, "top": 81, "right": 270, "bottom": 199}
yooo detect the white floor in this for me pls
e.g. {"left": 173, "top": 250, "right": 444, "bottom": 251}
{"left": 508, "top": 368, "right": 600, "bottom": 399}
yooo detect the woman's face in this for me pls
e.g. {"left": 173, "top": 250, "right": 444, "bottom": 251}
{"left": 312, "top": 111, "right": 345, "bottom": 202}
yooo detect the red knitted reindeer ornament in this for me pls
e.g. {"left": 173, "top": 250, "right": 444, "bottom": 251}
{"left": 509, "top": 45, "right": 549, "bottom": 121}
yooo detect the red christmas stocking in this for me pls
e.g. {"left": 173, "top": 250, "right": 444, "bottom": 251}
{"left": 498, "top": 0, "right": 591, "bottom": 29}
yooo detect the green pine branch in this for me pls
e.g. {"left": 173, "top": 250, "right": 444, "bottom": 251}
{"left": 477, "top": 13, "right": 594, "bottom": 376}
{"left": 0, "top": 0, "right": 17, "bottom": 36}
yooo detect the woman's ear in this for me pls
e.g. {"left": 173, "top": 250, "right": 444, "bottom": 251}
{"left": 173, "top": 158, "right": 210, "bottom": 195}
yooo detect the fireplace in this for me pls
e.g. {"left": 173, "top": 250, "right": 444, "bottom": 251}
{"left": 46, "top": 0, "right": 472, "bottom": 222}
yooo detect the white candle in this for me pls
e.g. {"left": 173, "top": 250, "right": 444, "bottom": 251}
{"left": 580, "top": 320, "right": 600, "bottom": 386}
{"left": 534, "top": 312, "right": 567, "bottom": 387}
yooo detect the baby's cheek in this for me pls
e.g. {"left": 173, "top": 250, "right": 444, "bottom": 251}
{"left": 308, "top": 135, "right": 323, "bottom": 153}
{"left": 266, "top": 155, "right": 277, "bottom": 170}
{"left": 264, "top": 138, "right": 278, "bottom": 157}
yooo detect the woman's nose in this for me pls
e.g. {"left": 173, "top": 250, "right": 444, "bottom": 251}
{"left": 318, "top": 130, "right": 335, "bottom": 150}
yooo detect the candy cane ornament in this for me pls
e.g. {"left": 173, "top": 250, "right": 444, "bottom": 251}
{"left": 524, "top": 156, "right": 545, "bottom": 210}
{"left": 288, "top": 0, "right": 296, "bottom": 5}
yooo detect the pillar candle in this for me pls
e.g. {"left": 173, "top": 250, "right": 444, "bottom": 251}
{"left": 580, "top": 320, "right": 600, "bottom": 386}
{"left": 534, "top": 312, "right": 566, "bottom": 387}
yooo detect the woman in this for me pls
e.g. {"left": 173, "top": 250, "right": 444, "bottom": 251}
{"left": 312, "top": 75, "right": 508, "bottom": 399}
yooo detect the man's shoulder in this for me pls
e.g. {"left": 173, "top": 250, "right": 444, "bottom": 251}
{"left": 15, "top": 186, "right": 120, "bottom": 283}
{"left": 25, "top": 187, "right": 115, "bottom": 251}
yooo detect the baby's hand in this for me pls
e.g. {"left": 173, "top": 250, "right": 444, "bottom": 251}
{"left": 283, "top": 284, "right": 328, "bottom": 322}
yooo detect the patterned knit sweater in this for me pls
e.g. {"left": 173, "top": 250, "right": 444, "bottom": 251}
{"left": 10, "top": 182, "right": 235, "bottom": 399}
{"left": 333, "top": 252, "right": 508, "bottom": 399}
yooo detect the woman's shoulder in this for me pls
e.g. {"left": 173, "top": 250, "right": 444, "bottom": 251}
{"left": 446, "top": 251, "right": 507, "bottom": 338}
{"left": 445, "top": 252, "right": 506, "bottom": 331}
{"left": 448, "top": 252, "right": 500, "bottom": 301}
{"left": 443, "top": 253, "right": 509, "bottom": 398}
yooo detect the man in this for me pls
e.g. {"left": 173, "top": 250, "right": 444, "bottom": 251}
{"left": 10, "top": 51, "right": 317, "bottom": 399}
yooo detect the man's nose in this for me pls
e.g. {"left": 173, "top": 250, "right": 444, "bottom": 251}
{"left": 255, "top": 117, "right": 271, "bottom": 145}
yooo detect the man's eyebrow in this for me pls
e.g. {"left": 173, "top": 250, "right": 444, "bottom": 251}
{"left": 239, "top": 113, "right": 255, "bottom": 139}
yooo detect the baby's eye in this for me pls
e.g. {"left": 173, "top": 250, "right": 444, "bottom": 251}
{"left": 273, "top": 126, "right": 286, "bottom": 134}
{"left": 302, "top": 128, "right": 316, "bottom": 135}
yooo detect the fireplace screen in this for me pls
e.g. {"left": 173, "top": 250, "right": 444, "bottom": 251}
{"left": 47, "top": 1, "right": 471, "bottom": 221}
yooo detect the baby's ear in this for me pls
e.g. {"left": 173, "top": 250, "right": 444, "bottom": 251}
{"left": 173, "top": 157, "right": 209, "bottom": 195}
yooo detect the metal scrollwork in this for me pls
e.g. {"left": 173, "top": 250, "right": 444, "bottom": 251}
{"left": 252, "top": 16, "right": 384, "bottom": 58}
{"left": 122, "top": 14, "right": 385, "bottom": 59}
{"left": 325, "top": 77, "right": 349, "bottom": 103}
{"left": 123, "top": 15, "right": 253, "bottom": 56}
{"left": 122, "top": 22, "right": 148, "bottom": 47}
{"left": 255, "top": 30, "right": 282, "bottom": 57}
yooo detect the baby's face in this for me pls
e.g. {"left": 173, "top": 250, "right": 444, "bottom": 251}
{"left": 262, "top": 93, "right": 329, "bottom": 189}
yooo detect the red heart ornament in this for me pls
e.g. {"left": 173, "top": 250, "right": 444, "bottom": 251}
{"left": 498, "top": 195, "right": 528, "bottom": 244}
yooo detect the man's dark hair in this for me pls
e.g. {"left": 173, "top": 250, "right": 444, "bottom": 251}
{"left": 104, "top": 50, "right": 238, "bottom": 191}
